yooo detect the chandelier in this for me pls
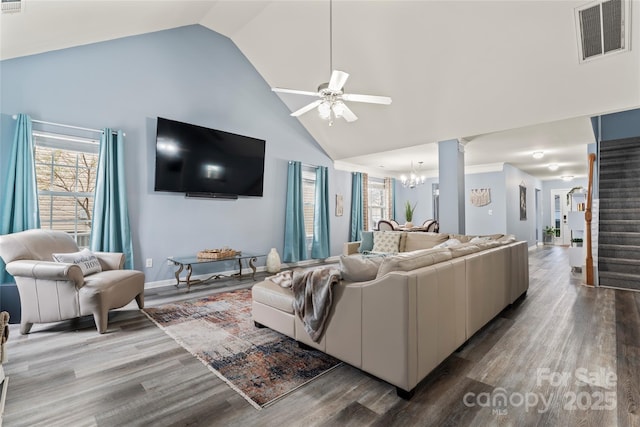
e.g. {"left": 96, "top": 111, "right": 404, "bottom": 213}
{"left": 401, "top": 161, "right": 426, "bottom": 189}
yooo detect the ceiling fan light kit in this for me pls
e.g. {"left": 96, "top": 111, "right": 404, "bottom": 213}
{"left": 271, "top": 0, "right": 391, "bottom": 125}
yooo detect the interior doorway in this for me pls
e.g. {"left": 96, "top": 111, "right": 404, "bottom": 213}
{"left": 550, "top": 188, "right": 572, "bottom": 246}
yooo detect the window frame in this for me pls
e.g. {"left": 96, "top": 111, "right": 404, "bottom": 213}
{"left": 33, "top": 130, "right": 100, "bottom": 248}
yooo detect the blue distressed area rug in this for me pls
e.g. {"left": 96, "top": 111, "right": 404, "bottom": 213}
{"left": 143, "top": 288, "right": 340, "bottom": 409}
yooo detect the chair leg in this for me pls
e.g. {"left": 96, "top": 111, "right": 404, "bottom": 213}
{"left": 135, "top": 292, "right": 144, "bottom": 309}
{"left": 20, "top": 321, "right": 33, "bottom": 335}
{"left": 93, "top": 309, "right": 109, "bottom": 334}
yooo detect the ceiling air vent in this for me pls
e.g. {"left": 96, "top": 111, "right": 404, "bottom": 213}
{"left": 575, "top": 0, "right": 630, "bottom": 62}
{"left": 1, "top": 0, "right": 21, "bottom": 14}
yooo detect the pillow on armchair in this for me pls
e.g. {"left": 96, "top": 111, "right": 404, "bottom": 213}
{"left": 52, "top": 248, "right": 102, "bottom": 276}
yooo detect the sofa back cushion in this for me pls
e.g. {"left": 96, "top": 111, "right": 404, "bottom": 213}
{"left": 339, "top": 254, "right": 385, "bottom": 282}
{"left": 403, "top": 232, "right": 449, "bottom": 252}
{"left": 376, "top": 248, "right": 452, "bottom": 278}
{"left": 371, "top": 231, "right": 403, "bottom": 254}
{"left": 449, "top": 243, "right": 482, "bottom": 258}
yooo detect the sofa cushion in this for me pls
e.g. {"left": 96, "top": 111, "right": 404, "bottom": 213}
{"left": 252, "top": 280, "right": 294, "bottom": 314}
{"left": 371, "top": 231, "right": 402, "bottom": 254}
{"left": 476, "top": 240, "right": 503, "bottom": 250}
{"left": 497, "top": 234, "right": 516, "bottom": 243}
{"left": 433, "top": 238, "right": 462, "bottom": 249}
{"left": 449, "top": 234, "right": 472, "bottom": 243}
{"left": 358, "top": 231, "right": 374, "bottom": 253}
{"left": 376, "top": 248, "right": 452, "bottom": 278}
{"left": 403, "top": 232, "right": 449, "bottom": 252}
{"left": 52, "top": 248, "right": 102, "bottom": 276}
{"left": 449, "top": 244, "right": 482, "bottom": 258}
{"left": 340, "top": 254, "right": 384, "bottom": 282}
{"left": 469, "top": 236, "right": 492, "bottom": 244}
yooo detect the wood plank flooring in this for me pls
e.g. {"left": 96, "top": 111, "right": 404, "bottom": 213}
{"left": 2, "top": 246, "right": 640, "bottom": 426}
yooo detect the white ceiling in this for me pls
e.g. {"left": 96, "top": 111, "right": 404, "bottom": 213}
{"left": 3, "top": 0, "right": 640, "bottom": 180}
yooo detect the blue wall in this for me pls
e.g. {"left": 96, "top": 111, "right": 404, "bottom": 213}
{"left": 465, "top": 171, "right": 507, "bottom": 236}
{"left": 504, "top": 164, "right": 542, "bottom": 246}
{"left": 594, "top": 108, "right": 640, "bottom": 142}
{"left": 0, "top": 25, "right": 351, "bottom": 297}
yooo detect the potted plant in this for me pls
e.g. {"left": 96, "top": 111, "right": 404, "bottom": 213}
{"left": 404, "top": 201, "right": 417, "bottom": 228}
{"left": 543, "top": 226, "right": 556, "bottom": 244}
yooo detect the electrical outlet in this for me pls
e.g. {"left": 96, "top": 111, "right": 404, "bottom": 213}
{"left": 145, "top": 258, "right": 153, "bottom": 268}
{"left": 488, "top": 209, "right": 493, "bottom": 216}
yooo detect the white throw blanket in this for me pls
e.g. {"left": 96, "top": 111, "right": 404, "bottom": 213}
{"left": 268, "top": 267, "right": 341, "bottom": 342}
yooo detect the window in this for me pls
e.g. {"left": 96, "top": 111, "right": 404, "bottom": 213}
{"left": 367, "top": 177, "right": 395, "bottom": 230}
{"left": 34, "top": 131, "right": 99, "bottom": 247}
{"left": 302, "top": 166, "right": 316, "bottom": 254}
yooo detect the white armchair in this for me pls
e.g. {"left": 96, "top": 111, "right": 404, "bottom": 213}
{"left": 0, "top": 229, "right": 144, "bottom": 334}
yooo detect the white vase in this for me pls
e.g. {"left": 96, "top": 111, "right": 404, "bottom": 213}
{"left": 266, "top": 248, "right": 281, "bottom": 273}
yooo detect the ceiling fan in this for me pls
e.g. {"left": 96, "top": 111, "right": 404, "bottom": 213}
{"left": 271, "top": 0, "right": 391, "bottom": 125}
{"left": 272, "top": 70, "right": 392, "bottom": 124}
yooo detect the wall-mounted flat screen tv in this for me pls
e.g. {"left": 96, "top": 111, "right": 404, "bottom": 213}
{"left": 154, "top": 117, "right": 265, "bottom": 197}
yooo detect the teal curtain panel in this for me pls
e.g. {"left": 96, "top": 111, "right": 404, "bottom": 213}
{"left": 283, "top": 161, "right": 307, "bottom": 263}
{"left": 90, "top": 129, "right": 134, "bottom": 269}
{"left": 311, "top": 166, "right": 330, "bottom": 259}
{"left": 0, "top": 114, "right": 40, "bottom": 283}
{"left": 349, "top": 172, "right": 364, "bottom": 242}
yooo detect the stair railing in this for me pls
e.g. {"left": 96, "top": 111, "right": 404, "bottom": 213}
{"left": 585, "top": 153, "right": 596, "bottom": 286}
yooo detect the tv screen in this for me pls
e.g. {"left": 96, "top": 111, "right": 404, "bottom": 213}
{"left": 154, "top": 117, "right": 265, "bottom": 197}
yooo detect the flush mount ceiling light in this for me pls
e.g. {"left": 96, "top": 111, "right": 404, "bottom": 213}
{"left": 532, "top": 151, "right": 544, "bottom": 159}
{"left": 548, "top": 163, "right": 559, "bottom": 171}
{"left": 561, "top": 175, "right": 574, "bottom": 181}
{"left": 401, "top": 161, "right": 426, "bottom": 189}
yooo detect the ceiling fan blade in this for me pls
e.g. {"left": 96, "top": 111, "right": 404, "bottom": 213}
{"left": 340, "top": 104, "right": 358, "bottom": 122}
{"left": 328, "top": 70, "right": 349, "bottom": 92}
{"left": 272, "top": 87, "right": 319, "bottom": 97}
{"left": 291, "top": 100, "right": 323, "bottom": 117}
{"left": 342, "top": 93, "right": 392, "bottom": 105}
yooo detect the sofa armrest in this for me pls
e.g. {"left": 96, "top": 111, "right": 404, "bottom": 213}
{"left": 6, "top": 260, "right": 85, "bottom": 287}
{"left": 343, "top": 241, "right": 361, "bottom": 256}
{"left": 94, "top": 252, "right": 125, "bottom": 271}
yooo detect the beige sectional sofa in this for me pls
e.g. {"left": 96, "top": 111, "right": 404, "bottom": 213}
{"left": 251, "top": 231, "right": 529, "bottom": 398}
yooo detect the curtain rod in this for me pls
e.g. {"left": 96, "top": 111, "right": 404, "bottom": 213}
{"left": 289, "top": 160, "right": 324, "bottom": 169}
{"left": 12, "top": 115, "right": 125, "bottom": 136}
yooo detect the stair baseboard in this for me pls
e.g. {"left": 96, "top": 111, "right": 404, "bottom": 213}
{"left": 599, "top": 271, "right": 640, "bottom": 291}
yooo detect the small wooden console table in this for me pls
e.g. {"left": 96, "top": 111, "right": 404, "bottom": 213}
{"left": 168, "top": 252, "right": 264, "bottom": 291}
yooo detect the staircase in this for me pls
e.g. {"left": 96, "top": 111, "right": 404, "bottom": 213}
{"left": 598, "top": 138, "right": 640, "bottom": 291}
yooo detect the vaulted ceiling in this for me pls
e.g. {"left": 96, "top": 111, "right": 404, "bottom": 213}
{"left": 2, "top": 0, "right": 639, "bottom": 180}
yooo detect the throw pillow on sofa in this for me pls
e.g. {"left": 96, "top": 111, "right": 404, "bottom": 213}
{"left": 339, "top": 254, "right": 384, "bottom": 282}
{"left": 371, "top": 231, "right": 402, "bottom": 254}
{"left": 376, "top": 248, "right": 452, "bottom": 278}
{"left": 52, "top": 248, "right": 102, "bottom": 276}
{"left": 358, "top": 231, "right": 375, "bottom": 253}
{"left": 434, "top": 238, "right": 462, "bottom": 249}
{"left": 404, "top": 232, "right": 449, "bottom": 252}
